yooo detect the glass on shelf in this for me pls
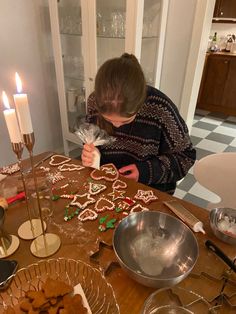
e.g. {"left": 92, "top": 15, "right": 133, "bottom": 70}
{"left": 96, "top": 11, "right": 125, "bottom": 38}
{"left": 66, "top": 86, "right": 86, "bottom": 133}
{"left": 58, "top": 4, "right": 82, "bottom": 35}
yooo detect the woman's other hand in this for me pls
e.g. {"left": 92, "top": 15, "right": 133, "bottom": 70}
{"left": 81, "top": 143, "right": 95, "bottom": 167}
{"left": 119, "top": 164, "right": 139, "bottom": 182}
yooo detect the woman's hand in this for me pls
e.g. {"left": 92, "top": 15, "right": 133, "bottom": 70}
{"left": 119, "top": 164, "right": 139, "bottom": 182}
{"left": 81, "top": 143, "right": 95, "bottom": 167}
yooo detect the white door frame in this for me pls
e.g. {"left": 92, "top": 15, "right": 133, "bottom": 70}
{"left": 179, "top": 0, "right": 216, "bottom": 131}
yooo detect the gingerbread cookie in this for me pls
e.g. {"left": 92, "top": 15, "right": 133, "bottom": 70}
{"left": 108, "top": 189, "right": 125, "bottom": 201}
{"left": 78, "top": 209, "right": 98, "bottom": 222}
{"left": 130, "top": 203, "right": 149, "bottom": 214}
{"left": 112, "top": 179, "right": 127, "bottom": 190}
{"left": 88, "top": 182, "right": 107, "bottom": 195}
{"left": 70, "top": 193, "right": 96, "bottom": 209}
{"left": 0, "top": 163, "right": 20, "bottom": 175}
{"left": 47, "top": 171, "right": 65, "bottom": 184}
{"left": 58, "top": 163, "right": 84, "bottom": 172}
{"left": 134, "top": 189, "right": 158, "bottom": 204}
{"left": 90, "top": 163, "right": 118, "bottom": 181}
{"left": 117, "top": 197, "right": 136, "bottom": 211}
{"left": 49, "top": 155, "right": 71, "bottom": 166}
{"left": 95, "top": 197, "right": 115, "bottom": 213}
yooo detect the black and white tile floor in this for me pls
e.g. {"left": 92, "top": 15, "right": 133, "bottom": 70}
{"left": 174, "top": 109, "right": 236, "bottom": 210}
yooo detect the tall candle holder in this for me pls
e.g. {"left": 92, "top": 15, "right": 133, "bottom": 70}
{"left": 23, "top": 133, "right": 61, "bottom": 258}
{"left": 0, "top": 201, "right": 20, "bottom": 258}
{"left": 12, "top": 141, "right": 46, "bottom": 240}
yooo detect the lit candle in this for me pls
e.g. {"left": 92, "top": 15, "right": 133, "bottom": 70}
{"left": 2, "top": 91, "right": 22, "bottom": 143}
{"left": 13, "top": 72, "right": 33, "bottom": 134}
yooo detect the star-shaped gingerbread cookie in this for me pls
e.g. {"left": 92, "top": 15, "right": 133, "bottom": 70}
{"left": 108, "top": 189, "right": 126, "bottom": 201}
{"left": 70, "top": 193, "right": 96, "bottom": 209}
{"left": 134, "top": 189, "right": 158, "bottom": 204}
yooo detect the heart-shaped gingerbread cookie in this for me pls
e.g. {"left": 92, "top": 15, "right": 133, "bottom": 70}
{"left": 78, "top": 209, "right": 98, "bottom": 222}
{"left": 95, "top": 197, "right": 115, "bottom": 213}
{"left": 58, "top": 163, "right": 84, "bottom": 172}
{"left": 112, "top": 179, "right": 127, "bottom": 190}
{"left": 90, "top": 163, "right": 118, "bottom": 182}
{"left": 49, "top": 155, "right": 71, "bottom": 166}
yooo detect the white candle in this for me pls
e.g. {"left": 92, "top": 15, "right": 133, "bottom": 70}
{"left": 2, "top": 91, "right": 22, "bottom": 143}
{"left": 13, "top": 72, "right": 33, "bottom": 134}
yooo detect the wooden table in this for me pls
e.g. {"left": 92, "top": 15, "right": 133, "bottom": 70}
{"left": 1, "top": 152, "right": 236, "bottom": 313}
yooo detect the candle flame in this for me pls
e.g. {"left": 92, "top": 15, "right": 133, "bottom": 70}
{"left": 2, "top": 91, "right": 10, "bottom": 109}
{"left": 15, "top": 72, "right": 23, "bottom": 93}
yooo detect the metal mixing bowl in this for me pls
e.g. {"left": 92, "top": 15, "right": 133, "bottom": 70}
{"left": 210, "top": 207, "right": 236, "bottom": 245}
{"left": 113, "top": 211, "right": 199, "bottom": 288}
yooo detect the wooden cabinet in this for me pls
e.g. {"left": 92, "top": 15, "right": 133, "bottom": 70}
{"left": 197, "top": 53, "right": 236, "bottom": 116}
{"left": 213, "top": 0, "right": 236, "bottom": 22}
{"left": 48, "top": 0, "right": 169, "bottom": 156}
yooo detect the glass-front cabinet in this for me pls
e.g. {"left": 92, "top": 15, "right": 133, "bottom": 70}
{"left": 49, "top": 0, "right": 169, "bottom": 156}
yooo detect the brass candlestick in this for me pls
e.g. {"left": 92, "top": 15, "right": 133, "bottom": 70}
{"left": 0, "top": 203, "right": 20, "bottom": 258}
{"left": 12, "top": 141, "right": 45, "bottom": 240}
{"left": 23, "top": 133, "right": 61, "bottom": 258}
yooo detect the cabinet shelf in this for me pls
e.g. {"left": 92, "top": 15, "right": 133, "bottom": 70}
{"left": 142, "top": 36, "right": 159, "bottom": 39}
{"left": 97, "top": 35, "right": 125, "bottom": 39}
{"left": 60, "top": 32, "right": 82, "bottom": 37}
{"left": 49, "top": 0, "right": 168, "bottom": 156}
{"left": 64, "top": 75, "right": 84, "bottom": 82}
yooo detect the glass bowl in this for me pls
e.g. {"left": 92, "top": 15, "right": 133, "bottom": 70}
{"left": 141, "top": 286, "right": 216, "bottom": 314}
{"left": 0, "top": 258, "right": 120, "bottom": 314}
{"left": 210, "top": 207, "right": 236, "bottom": 245}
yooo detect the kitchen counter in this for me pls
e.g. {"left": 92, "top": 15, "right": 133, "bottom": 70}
{"left": 207, "top": 51, "right": 236, "bottom": 57}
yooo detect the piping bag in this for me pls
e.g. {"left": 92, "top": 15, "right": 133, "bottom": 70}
{"left": 164, "top": 200, "right": 206, "bottom": 234}
{"left": 75, "top": 123, "right": 115, "bottom": 169}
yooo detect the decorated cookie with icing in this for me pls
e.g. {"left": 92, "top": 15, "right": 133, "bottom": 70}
{"left": 49, "top": 154, "right": 71, "bottom": 166}
{"left": 47, "top": 171, "right": 65, "bottom": 184}
{"left": 134, "top": 189, "right": 158, "bottom": 204}
{"left": 88, "top": 182, "right": 107, "bottom": 195}
{"left": 78, "top": 208, "right": 98, "bottom": 222}
{"left": 58, "top": 163, "right": 84, "bottom": 172}
{"left": 90, "top": 163, "right": 119, "bottom": 182}
{"left": 70, "top": 193, "right": 96, "bottom": 209}
{"left": 0, "top": 163, "right": 20, "bottom": 175}
{"left": 117, "top": 197, "right": 136, "bottom": 211}
{"left": 130, "top": 203, "right": 149, "bottom": 214}
{"left": 95, "top": 197, "right": 115, "bottom": 213}
{"left": 108, "top": 189, "right": 125, "bottom": 201}
{"left": 112, "top": 179, "right": 127, "bottom": 190}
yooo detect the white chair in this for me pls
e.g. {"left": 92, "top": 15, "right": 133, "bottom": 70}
{"left": 193, "top": 152, "right": 236, "bottom": 210}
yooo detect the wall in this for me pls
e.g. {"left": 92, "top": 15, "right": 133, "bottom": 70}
{"left": 211, "top": 22, "right": 236, "bottom": 38}
{"left": 0, "top": 0, "right": 63, "bottom": 167}
{"left": 179, "top": 0, "right": 216, "bottom": 130}
{"left": 160, "top": 0, "right": 197, "bottom": 109}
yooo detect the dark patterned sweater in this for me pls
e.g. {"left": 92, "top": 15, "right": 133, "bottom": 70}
{"left": 86, "top": 85, "right": 196, "bottom": 193}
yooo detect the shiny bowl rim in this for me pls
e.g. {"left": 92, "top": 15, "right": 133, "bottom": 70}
{"left": 113, "top": 211, "right": 199, "bottom": 282}
{"left": 141, "top": 286, "right": 214, "bottom": 313}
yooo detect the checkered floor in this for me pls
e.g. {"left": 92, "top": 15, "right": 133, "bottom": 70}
{"left": 174, "top": 109, "right": 236, "bottom": 210}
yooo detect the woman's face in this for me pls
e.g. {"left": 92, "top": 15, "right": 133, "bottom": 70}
{"left": 101, "top": 113, "right": 136, "bottom": 128}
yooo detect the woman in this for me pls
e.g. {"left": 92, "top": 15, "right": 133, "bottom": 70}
{"left": 81, "top": 53, "right": 196, "bottom": 194}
